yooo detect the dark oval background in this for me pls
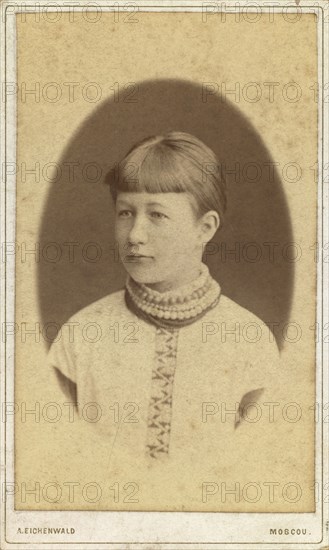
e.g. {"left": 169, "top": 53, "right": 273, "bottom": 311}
{"left": 39, "top": 79, "right": 293, "bottom": 350}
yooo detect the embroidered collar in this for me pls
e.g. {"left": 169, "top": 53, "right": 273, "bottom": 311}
{"left": 125, "top": 263, "right": 221, "bottom": 330}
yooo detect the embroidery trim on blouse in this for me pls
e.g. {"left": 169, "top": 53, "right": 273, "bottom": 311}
{"left": 146, "top": 327, "right": 179, "bottom": 459}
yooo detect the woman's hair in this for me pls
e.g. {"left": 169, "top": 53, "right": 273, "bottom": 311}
{"left": 106, "top": 131, "right": 227, "bottom": 221}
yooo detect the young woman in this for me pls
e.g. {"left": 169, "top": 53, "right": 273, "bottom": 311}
{"left": 47, "top": 132, "right": 283, "bottom": 508}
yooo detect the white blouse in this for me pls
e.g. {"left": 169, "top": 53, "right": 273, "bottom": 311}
{"left": 47, "top": 289, "right": 286, "bottom": 503}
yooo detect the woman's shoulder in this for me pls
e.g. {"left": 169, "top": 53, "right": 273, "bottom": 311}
{"left": 215, "top": 293, "right": 267, "bottom": 325}
{"left": 66, "top": 288, "right": 127, "bottom": 324}
{"left": 207, "top": 293, "right": 279, "bottom": 356}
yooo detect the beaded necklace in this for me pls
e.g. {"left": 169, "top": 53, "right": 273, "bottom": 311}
{"left": 125, "top": 263, "right": 221, "bottom": 330}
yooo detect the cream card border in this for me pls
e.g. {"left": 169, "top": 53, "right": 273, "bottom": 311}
{"left": 0, "top": 1, "right": 328, "bottom": 548}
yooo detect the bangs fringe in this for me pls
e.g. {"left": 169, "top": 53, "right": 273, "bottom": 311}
{"left": 116, "top": 144, "right": 203, "bottom": 196}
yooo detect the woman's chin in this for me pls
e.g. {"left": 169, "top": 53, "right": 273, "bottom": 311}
{"left": 125, "top": 264, "right": 160, "bottom": 285}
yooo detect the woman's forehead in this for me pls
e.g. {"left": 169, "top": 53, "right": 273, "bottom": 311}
{"left": 116, "top": 191, "right": 193, "bottom": 208}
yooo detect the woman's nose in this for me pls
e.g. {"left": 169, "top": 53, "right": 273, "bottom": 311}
{"left": 127, "top": 216, "right": 148, "bottom": 244}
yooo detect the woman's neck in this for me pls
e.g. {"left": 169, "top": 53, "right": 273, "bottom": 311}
{"left": 142, "top": 264, "right": 203, "bottom": 294}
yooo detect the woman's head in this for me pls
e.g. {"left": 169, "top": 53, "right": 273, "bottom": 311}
{"left": 108, "top": 131, "right": 227, "bottom": 221}
{"left": 106, "top": 131, "right": 227, "bottom": 291}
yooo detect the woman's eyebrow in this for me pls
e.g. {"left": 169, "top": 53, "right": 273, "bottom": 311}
{"left": 116, "top": 200, "right": 169, "bottom": 210}
{"left": 146, "top": 202, "right": 169, "bottom": 209}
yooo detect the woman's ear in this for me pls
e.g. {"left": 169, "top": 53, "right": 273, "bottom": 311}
{"left": 198, "top": 210, "right": 220, "bottom": 243}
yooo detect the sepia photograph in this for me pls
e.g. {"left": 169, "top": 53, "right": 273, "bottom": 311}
{"left": 0, "top": 0, "right": 328, "bottom": 548}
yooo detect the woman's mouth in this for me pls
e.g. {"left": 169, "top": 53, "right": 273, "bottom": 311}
{"left": 125, "top": 254, "right": 153, "bottom": 262}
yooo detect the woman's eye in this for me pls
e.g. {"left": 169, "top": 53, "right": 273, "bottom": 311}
{"left": 117, "top": 210, "right": 132, "bottom": 217}
{"left": 150, "top": 211, "right": 167, "bottom": 219}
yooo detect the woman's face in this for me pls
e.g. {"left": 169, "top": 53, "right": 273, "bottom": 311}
{"left": 115, "top": 192, "right": 205, "bottom": 291}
